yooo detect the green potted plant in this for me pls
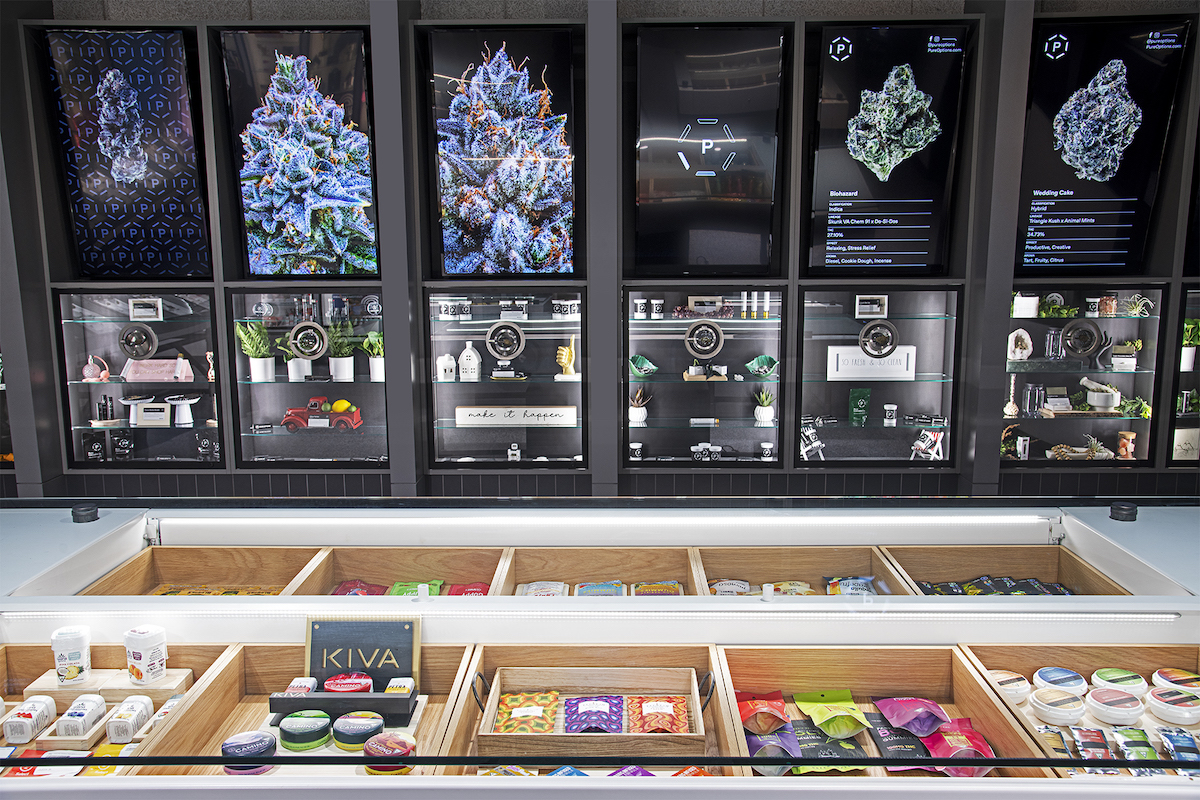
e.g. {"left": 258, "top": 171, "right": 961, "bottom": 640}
{"left": 276, "top": 334, "right": 309, "bottom": 382}
{"left": 628, "top": 387, "right": 652, "bottom": 426}
{"left": 753, "top": 387, "right": 776, "bottom": 426}
{"left": 1182, "top": 318, "right": 1199, "bottom": 372}
{"left": 235, "top": 321, "right": 274, "bottom": 382}
{"left": 359, "top": 330, "right": 385, "bottom": 382}
{"left": 327, "top": 321, "right": 356, "bottom": 382}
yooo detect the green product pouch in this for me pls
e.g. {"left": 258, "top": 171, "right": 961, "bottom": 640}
{"left": 793, "top": 690, "right": 871, "bottom": 740}
{"left": 388, "top": 580, "right": 444, "bottom": 596}
{"left": 849, "top": 388, "right": 871, "bottom": 427}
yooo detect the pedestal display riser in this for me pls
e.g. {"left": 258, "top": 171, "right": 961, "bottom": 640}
{"left": 693, "top": 546, "right": 914, "bottom": 596}
{"left": 78, "top": 546, "right": 325, "bottom": 596}
{"left": 880, "top": 545, "right": 1132, "bottom": 596}
{"left": 128, "top": 642, "right": 473, "bottom": 776}
{"left": 438, "top": 643, "right": 746, "bottom": 776}
{"left": 718, "top": 645, "right": 1052, "bottom": 779}
{"left": 962, "top": 643, "right": 1200, "bottom": 778}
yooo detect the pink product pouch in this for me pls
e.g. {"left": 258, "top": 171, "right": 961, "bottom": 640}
{"left": 920, "top": 718, "right": 996, "bottom": 778}
{"left": 873, "top": 696, "right": 951, "bottom": 738}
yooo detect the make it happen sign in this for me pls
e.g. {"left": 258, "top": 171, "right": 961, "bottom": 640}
{"left": 455, "top": 406, "right": 578, "bottom": 427}
{"left": 826, "top": 346, "right": 916, "bottom": 381}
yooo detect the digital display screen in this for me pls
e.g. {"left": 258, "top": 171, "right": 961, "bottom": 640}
{"left": 427, "top": 28, "right": 577, "bottom": 277}
{"left": 635, "top": 27, "right": 785, "bottom": 276}
{"left": 45, "top": 29, "right": 212, "bottom": 279}
{"left": 221, "top": 30, "right": 377, "bottom": 276}
{"left": 1015, "top": 18, "right": 1190, "bottom": 275}
{"left": 808, "top": 24, "right": 970, "bottom": 276}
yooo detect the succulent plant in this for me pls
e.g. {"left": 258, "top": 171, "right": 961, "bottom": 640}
{"left": 1053, "top": 59, "right": 1141, "bottom": 182}
{"left": 436, "top": 43, "right": 574, "bottom": 274}
{"left": 239, "top": 54, "right": 376, "bottom": 275}
{"left": 845, "top": 64, "right": 940, "bottom": 182}
{"left": 96, "top": 68, "right": 148, "bottom": 183}
{"left": 629, "top": 387, "right": 652, "bottom": 408}
{"left": 753, "top": 388, "right": 775, "bottom": 407}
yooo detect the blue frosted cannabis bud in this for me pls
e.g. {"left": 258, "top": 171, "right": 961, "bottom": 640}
{"left": 846, "top": 64, "right": 941, "bottom": 182}
{"left": 96, "top": 68, "right": 148, "bottom": 183}
{"left": 436, "top": 44, "right": 574, "bottom": 274}
{"left": 240, "top": 54, "right": 376, "bottom": 275}
{"left": 1053, "top": 59, "right": 1141, "bottom": 182}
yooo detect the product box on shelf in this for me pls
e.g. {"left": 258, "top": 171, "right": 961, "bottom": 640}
{"left": 880, "top": 545, "right": 1133, "bottom": 596}
{"left": 693, "top": 547, "right": 914, "bottom": 596}
{"left": 718, "top": 645, "right": 1052, "bottom": 778}
{"left": 961, "top": 644, "right": 1200, "bottom": 778}
{"left": 495, "top": 547, "right": 698, "bottom": 596}
{"left": 128, "top": 642, "right": 473, "bottom": 776}
{"left": 438, "top": 643, "right": 745, "bottom": 776}
{"left": 78, "top": 546, "right": 324, "bottom": 596}
{"left": 284, "top": 547, "right": 509, "bottom": 596}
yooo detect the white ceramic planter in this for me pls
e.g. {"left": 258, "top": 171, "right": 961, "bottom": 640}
{"left": 628, "top": 406, "right": 647, "bottom": 426}
{"left": 754, "top": 405, "right": 776, "bottom": 425}
{"left": 248, "top": 357, "right": 275, "bottom": 383}
{"left": 1182, "top": 346, "right": 1197, "bottom": 373}
{"left": 329, "top": 356, "right": 355, "bottom": 382}
{"left": 286, "top": 359, "right": 306, "bottom": 382}
{"left": 369, "top": 356, "right": 385, "bottom": 383}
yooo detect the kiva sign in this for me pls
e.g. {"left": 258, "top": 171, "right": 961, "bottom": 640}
{"left": 305, "top": 616, "right": 420, "bottom": 689}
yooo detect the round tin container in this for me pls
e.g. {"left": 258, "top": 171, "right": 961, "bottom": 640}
{"left": 1084, "top": 688, "right": 1144, "bottom": 725}
{"left": 363, "top": 731, "right": 416, "bottom": 775}
{"left": 1152, "top": 668, "right": 1200, "bottom": 692}
{"left": 1147, "top": 687, "right": 1200, "bottom": 726}
{"left": 989, "top": 670, "right": 1031, "bottom": 705}
{"left": 324, "top": 672, "right": 373, "bottom": 693}
{"left": 1090, "top": 668, "right": 1148, "bottom": 697}
{"left": 1033, "top": 666, "right": 1088, "bottom": 696}
{"left": 332, "top": 711, "right": 384, "bottom": 751}
{"left": 280, "top": 710, "right": 331, "bottom": 751}
{"left": 221, "top": 730, "right": 276, "bottom": 775}
{"left": 1029, "top": 687, "right": 1085, "bottom": 725}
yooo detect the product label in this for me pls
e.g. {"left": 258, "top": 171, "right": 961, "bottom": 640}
{"left": 510, "top": 705, "right": 544, "bottom": 719}
{"left": 578, "top": 700, "right": 610, "bottom": 714}
{"left": 644, "top": 702, "right": 674, "bottom": 715}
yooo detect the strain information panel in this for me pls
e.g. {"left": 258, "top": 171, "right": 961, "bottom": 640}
{"left": 809, "top": 24, "right": 970, "bottom": 276}
{"left": 1015, "top": 18, "right": 1190, "bottom": 275}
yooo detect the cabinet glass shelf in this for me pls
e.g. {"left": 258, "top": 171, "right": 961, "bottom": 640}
{"left": 630, "top": 417, "right": 774, "bottom": 429}
{"left": 629, "top": 376, "right": 779, "bottom": 384}
{"left": 236, "top": 378, "right": 386, "bottom": 385}
{"left": 67, "top": 379, "right": 212, "bottom": 387}
{"left": 801, "top": 372, "right": 953, "bottom": 383}
{"left": 1169, "top": 288, "right": 1199, "bottom": 463}
{"left": 241, "top": 426, "right": 388, "bottom": 436}
{"left": 1006, "top": 361, "right": 1152, "bottom": 374}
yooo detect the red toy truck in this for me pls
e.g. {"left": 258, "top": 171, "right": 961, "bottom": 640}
{"left": 280, "top": 396, "right": 363, "bottom": 432}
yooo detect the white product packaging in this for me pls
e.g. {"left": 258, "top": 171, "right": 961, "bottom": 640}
{"left": 149, "top": 694, "right": 185, "bottom": 729}
{"left": 51, "top": 624, "right": 91, "bottom": 685}
{"left": 124, "top": 624, "right": 168, "bottom": 685}
{"left": 56, "top": 693, "right": 106, "bottom": 737}
{"left": 3, "top": 695, "right": 56, "bottom": 743}
{"left": 106, "top": 695, "right": 153, "bottom": 744}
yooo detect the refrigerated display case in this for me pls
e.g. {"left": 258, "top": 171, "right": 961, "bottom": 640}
{"left": 625, "top": 288, "right": 783, "bottom": 465}
{"left": 1003, "top": 286, "right": 1161, "bottom": 464}
{"left": 229, "top": 291, "right": 387, "bottom": 466}
{"left": 1170, "top": 288, "right": 1199, "bottom": 463}
{"left": 427, "top": 292, "right": 585, "bottom": 466}
{"left": 799, "top": 289, "right": 957, "bottom": 462}
{"left": 56, "top": 292, "right": 222, "bottom": 468}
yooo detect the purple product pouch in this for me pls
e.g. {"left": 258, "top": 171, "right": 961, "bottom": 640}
{"left": 564, "top": 695, "right": 623, "bottom": 733}
{"left": 873, "top": 696, "right": 951, "bottom": 738}
{"left": 608, "top": 765, "right": 654, "bottom": 776}
{"left": 745, "top": 721, "right": 802, "bottom": 776}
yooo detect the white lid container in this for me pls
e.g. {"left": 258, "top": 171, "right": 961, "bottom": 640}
{"left": 989, "top": 669, "right": 1032, "bottom": 705}
{"left": 1030, "top": 687, "right": 1086, "bottom": 725}
{"left": 1090, "top": 668, "right": 1148, "bottom": 697}
{"left": 1033, "top": 666, "right": 1088, "bottom": 696}
{"left": 3, "top": 695, "right": 56, "bottom": 743}
{"left": 1147, "top": 687, "right": 1200, "bottom": 726}
{"left": 1084, "top": 688, "right": 1145, "bottom": 725}
{"left": 106, "top": 695, "right": 153, "bottom": 744}
{"left": 55, "top": 693, "right": 106, "bottom": 737}
{"left": 1152, "top": 668, "right": 1200, "bottom": 692}
{"left": 50, "top": 624, "right": 91, "bottom": 685}
{"left": 124, "top": 624, "right": 168, "bottom": 685}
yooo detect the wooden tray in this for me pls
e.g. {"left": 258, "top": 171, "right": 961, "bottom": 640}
{"left": 476, "top": 666, "right": 704, "bottom": 761}
{"left": 439, "top": 643, "right": 746, "bottom": 775}
{"left": 879, "top": 545, "right": 1131, "bottom": 596}
{"left": 961, "top": 643, "right": 1200, "bottom": 778}
{"left": 496, "top": 547, "right": 699, "bottom": 595}
{"left": 130, "top": 642, "right": 473, "bottom": 776}
{"left": 693, "top": 546, "right": 914, "bottom": 596}
{"left": 78, "top": 546, "right": 324, "bottom": 596}
{"left": 719, "top": 645, "right": 1051, "bottom": 778}
{"left": 23, "top": 667, "right": 192, "bottom": 707}
{"left": 36, "top": 706, "right": 118, "bottom": 750}
{"left": 286, "top": 546, "right": 510, "bottom": 596}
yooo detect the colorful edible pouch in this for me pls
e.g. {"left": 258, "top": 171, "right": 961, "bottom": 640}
{"left": 1111, "top": 727, "right": 1166, "bottom": 776}
{"left": 671, "top": 766, "right": 713, "bottom": 776}
{"left": 547, "top": 765, "right": 588, "bottom": 776}
{"left": 627, "top": 695, "right": 688, "bottom": 733}
{"left": 872, "top": 696, "right": 950, "bottom": 738}
{"left": 574, "top": 581, "right": 626, "bottom": 597}
{"left": 793, "top": 690, "right": 871, "bottom": 739}
{"left": 864, "top": 712, "right": 935, "bottom": 773}
{"left": 493, "top": 691, "right": 559, "bottom": 734}
{"left": 825, "top": 576, "right": 876, "bottom": 596}
{"left": 775, "top": 581, "right": 817, "bottom": 596}
{"left": 790, "top": 719, "right": 869, "bottom": 774}
{"left": 736, "top": 690, "right": 789, "bottom": 735}
{"left": 920, "top": 718, "right": 996, "bottom": 778}
{"left": 1069, "top": 726, "right": 1119, "bottom": 774}
{"left": 446, "top": 582, "right": 490, "bottom": 596}
{"left": 745, "top": 721, "right": 801, "bottom": 776}
{"left": 481, "top": 765, "right": 538, "bottom": 776}
{"left": 708, "top": 579, "right": 752, "bottom": 595}
{"left": 962, "top": 576, "right": 998, "bottom": 595}
{"left": 517, "top": 581, "right": 568, "bottom": 596}
{"left": 388, "top": 580, "right": 444, "bottom": 596}
{"left": 632, "top": 581, "right": 685, "bottom": 596}
{"left": 564, "top": 695, "right": 623, "bottom": 733}
{"left": 608, "top": 765, "right": 654, "bottom": 776}
{"left": 1158, "top": 727, "right": 1200, "bottom": 777}
{"left": 331, "top": 580, "right": 387, "bottom": 595}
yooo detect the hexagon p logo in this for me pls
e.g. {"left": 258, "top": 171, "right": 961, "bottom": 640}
{"left": 830, "top": 36, "right": 852, "bottom": 62}
{"left": 1044, "top": 34, "right": 1069, "bottom": 60}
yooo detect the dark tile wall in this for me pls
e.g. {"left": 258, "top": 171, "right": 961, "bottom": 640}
{"left": 0, "top": 472, "right": 16, "bottom": 498}
{"left": 426, "top": 472, "right": 593, "bottom": 497}
{"left": 617, "top": 471, "right": 962, "bottom": 497}
{"left": 998, "top": 470, "right": 1200, "bottom": 497}
{"left": 61, "top": 472, "right": 390, "bottom": 498}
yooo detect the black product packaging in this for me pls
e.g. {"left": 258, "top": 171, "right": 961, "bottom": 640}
{"left": 111, "top": 431, "right": 135, "bottom": 462}
{"left": 790, "top": 718, "right": 870, "bottom": 774}
{"left": 865, "top": 712, "right": 936, "bottom": 771}
{"left": 82, "top": 430, "right": 107, "bottom": 461}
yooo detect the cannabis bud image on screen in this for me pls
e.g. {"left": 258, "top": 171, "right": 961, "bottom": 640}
{"left": 435, "top": 43, "right": 574, "bottom": 275}
{"left": 1053, "top": 59, "right": 1142, "bottom": 182}
{"left": 846, "top": 64, "right": 941, "bottom": 182}
{"left": 96, "top": 69, "right": 149, "bottom": 183}
{"left": 239, "top": 54, "right": 376, "bottom": 275}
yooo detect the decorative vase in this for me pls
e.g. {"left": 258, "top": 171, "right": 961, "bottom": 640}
{"left": 329, "top": 356, "right": 355, "bottom": 382}
{"left": 300, "top": 358, "right": 312, "bottom": 377}
{"left": 754, "top": 405, "right": 776, "bottom": 426}
{"left": 248, "top": 356, "right": 275, "bottom": 383}
{"left": 369, "top": 356, "right": 385, "bottom": 383}
{"left": 286, "top": 358, "right": 306, "bottom": 382}
{"left": 628, "top": 406, "right": 647, "bottom": 427}
{"left": 1182, "top": 346, "right": 1197, "bottom": 373}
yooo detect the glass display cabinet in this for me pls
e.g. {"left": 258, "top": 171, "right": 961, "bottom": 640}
{"left": 428, "top": 292, "right": 585, "bottom": 466}
{"left": 799, "top": 289, "right": 958, "bottom": 463}
{"left": 229, "top": 291, "right": 388, "bottom": 466}
{"left": 0, "top": 348, "right": 11, "bottom": 468}
{"left": 1002, "top": 286, "right": 1161, "bottom": 464}
{"left": 1170, "top": 287, "right": 1199, "bottom": 464}
{"left": 57, "top": 292, "right": 222, "bottom": 467}
{"left": 625, "top": 288, "right": 782, "bottom": 465}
